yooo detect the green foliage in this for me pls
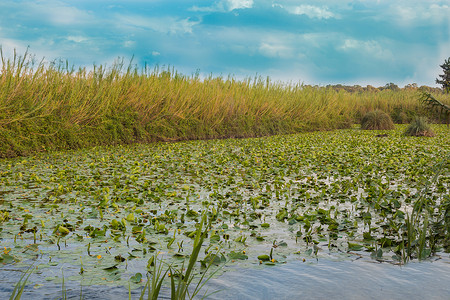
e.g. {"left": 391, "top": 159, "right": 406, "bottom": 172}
{"left": 436, "top": 57, "right": 450, "bottom": 93}
{"left": 404, "top": 116, "right": 435, "bottom": 137}
{"left": 360, "top": 110, "right": 394, "bottom": 130}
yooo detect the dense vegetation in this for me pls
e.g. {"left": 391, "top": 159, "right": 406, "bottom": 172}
{"left": 1, "top": 50, "right": 449, "bottom": 158}
{"left": 1, "top": 126, "right": 449, "bottom": 298}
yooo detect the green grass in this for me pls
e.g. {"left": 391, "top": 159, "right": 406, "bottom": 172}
{"left": 1, "top": 49, "right": 449, "bottom": 158}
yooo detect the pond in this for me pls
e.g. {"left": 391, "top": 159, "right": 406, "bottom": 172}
{"left": 1, "top": 256, "right": 448, "bottom": 299}
{"left": 1, "top": 126, "right": 449, "bottom": 299}
{"left": 205, "top": 257, "right": 450, "bottom": 300}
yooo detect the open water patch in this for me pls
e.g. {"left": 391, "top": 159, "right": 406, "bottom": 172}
{"left": 204, "top": 258, "right": 450, "bottom": 300}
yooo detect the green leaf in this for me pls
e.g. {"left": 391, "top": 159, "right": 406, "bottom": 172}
{"left": 130, "top": 272, "right": 142, "bottom": 284}
{"left": 257, "top": 254, "right": 270, "bottom": 261}
{"left": 228, "top": 251, "right": 248, "bottom": 260}
{"left": 348, "top": 242, "right": 363, "bottom": 251}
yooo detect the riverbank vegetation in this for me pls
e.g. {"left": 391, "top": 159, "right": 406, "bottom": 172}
{"left": 1, "top": 50, "right": 449, "bottom": 158}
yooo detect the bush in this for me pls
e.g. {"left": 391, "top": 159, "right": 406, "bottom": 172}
{"left": 360, "top": 110, "right": 394, "bottom": 130}
{"left": 404, "top": 116, "right": 435, "bottom": 137}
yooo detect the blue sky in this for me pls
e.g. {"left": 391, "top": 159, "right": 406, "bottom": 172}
{"left": 0, "top": 0, "right": 449, "bottom": 87}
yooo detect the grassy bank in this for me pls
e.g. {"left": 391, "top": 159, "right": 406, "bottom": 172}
{"left": 1, "top": 50, "right": 449, "bottom": 158}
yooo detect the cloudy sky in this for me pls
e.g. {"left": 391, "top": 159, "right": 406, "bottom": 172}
{"left": 0, "top": 0, "right": 449, "bottom": 86}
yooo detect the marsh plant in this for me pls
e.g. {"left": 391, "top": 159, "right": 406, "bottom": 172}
{"left": 400, "top": 156, "right": 449, "bottom": 262}
{"left": 10, "top": 214, "right": 220, "bottom": 300}
{"left": 360, "top": 110, "right": 395, "bottom": 130}
{"left": 404, "top": 116, "right": 435, "bottom": 137}
{"left": 138, "top": 213, "right": 221, "bottom": 300}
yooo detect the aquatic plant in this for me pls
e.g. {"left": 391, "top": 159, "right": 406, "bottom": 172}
{"left": 167, "top": 214, "right": 222, "bottom": 300}
{"left": 401, "top": 155, "right": 448, "bottom": 262}
{"left": 8, "top": 265, "right": 34, "bottom": 300}
{"left": 11, "top": 214, "right": 220, "bottom": 300}
{"left": 2, "top": 125, "right": 449, "bottom": 298}
{"left": 360, "top": 110, "right": 394, "bottom": 130}
{"left": 137, "top": 213, "right": 221, "bottom": 300}
{"left": 404, "top": 116, "right": 435, "bottom": 137}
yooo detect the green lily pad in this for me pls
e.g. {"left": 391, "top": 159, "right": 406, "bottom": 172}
{"left": 257, "top": 255, "right": 270, "bottom": 261}
{"left": 130, "top": 272, "right": 142, "bottom": 283}
{"left": 228, "top": 251, "right": 248, "bottom": 260}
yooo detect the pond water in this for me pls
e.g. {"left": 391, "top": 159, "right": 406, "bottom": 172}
{"left": 1, "top": 256, "right": 448, "bottom": 299}
{"left": 205, "top": 258, "right": 450, "bottom": 300}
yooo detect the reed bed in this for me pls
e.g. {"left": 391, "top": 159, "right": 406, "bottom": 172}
{"left": 1, "top": 49, "right": 449, "bottom": 157}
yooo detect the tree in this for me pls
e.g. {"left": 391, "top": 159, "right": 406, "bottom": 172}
{"left": 436, "top": 57, "right": 450, "bottom": 93}
{"left": 383, "top": 82, "right": 399, "bottom": 91}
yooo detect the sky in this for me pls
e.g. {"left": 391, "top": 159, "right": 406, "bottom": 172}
{"left": 0, "top": 0, "right": 449, "bottom": 87}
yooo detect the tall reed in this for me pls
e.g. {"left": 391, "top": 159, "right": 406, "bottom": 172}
{"left": 1, "top": 49, "right": 449, "bottom": 157}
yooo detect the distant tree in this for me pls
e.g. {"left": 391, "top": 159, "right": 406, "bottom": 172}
{"left": 436, "top": 57, "right": 450, "bottom": 93}
{"left": 404, "top": 83, "right": 418, "bottom": 90}
{"left": 383, "top": 83, "right": 399, "bottom": 91}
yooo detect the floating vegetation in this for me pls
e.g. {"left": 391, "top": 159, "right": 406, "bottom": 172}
{"left": 1, "top": 125, "right": 449, "bottom": 298}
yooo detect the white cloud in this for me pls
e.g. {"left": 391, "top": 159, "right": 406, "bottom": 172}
{"left": 116, "top": 15, "right": 200, "bottom": 34}
{"left": 259, "top": 42, "right": 292, "bottom": 58}
{"left": 339, "top": 39, "right": 393, "bottom": 60}
{"left": 151, "top": 51, "right": 160, "bottom": 56}
{"left": 258, "top": 35, "right": 296, "bottom": 58}
{"left": 191, "top": 0, "right": 253, "bottom": 12}
{"left": 23, "top": 0, "right": 94, "bottom": 26}
{"left": 288, "top": 5, "right": 335, "bottom": 19}
{"left": 66, "top": 36, "right": 88, "bottom": 43}
{"left": 227, "top": 0, "right": 253, "bottom": 10}
{"left": 392, "top": 3, "right": 450, "bottom": 25}
{"left": 0, "top": 36, "right": 69, "bottom": 65}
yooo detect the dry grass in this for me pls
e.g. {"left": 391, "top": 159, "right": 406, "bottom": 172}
{"left": 360, "top": 110, "right": 395, "bottom": 130}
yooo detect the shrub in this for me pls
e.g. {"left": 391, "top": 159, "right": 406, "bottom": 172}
{"left": 404, "top": 116, "right": 435, "bottom": 137}
{"left": 360, "top": 110, "right": 394, "bottom": 130}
